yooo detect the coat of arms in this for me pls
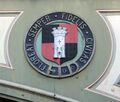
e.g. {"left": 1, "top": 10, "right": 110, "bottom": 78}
{"left": 42, "top": 24, "right": 77, "bottom": 65}
{"left": 25, "top": 12, "right": 95, "bottom": 78}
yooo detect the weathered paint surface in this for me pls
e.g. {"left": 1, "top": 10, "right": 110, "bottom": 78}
{"left": 0, "top": 0, "right": 120, "bottom": 102}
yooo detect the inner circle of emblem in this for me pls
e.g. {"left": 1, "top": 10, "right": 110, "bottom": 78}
{"left": 24, "top": 12, "right": 95, "bottom": 78}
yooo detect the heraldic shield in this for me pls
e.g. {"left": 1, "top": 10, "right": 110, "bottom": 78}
{"left": 42, "top": 24, "right": 78, "bottom": 65}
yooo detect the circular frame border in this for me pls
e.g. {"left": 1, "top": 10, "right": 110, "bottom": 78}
{"left": 24, "top": 12, "right": 95, "bottom": 78}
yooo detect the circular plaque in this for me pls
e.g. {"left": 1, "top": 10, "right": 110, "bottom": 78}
{"left": 24, "top": 12, "right": 95, "bottom": 78}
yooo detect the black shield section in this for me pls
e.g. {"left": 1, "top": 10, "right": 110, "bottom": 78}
{"left": 60, "top": 43, "right": 77, "bottom": 64}
{"left": 42, "top": 25, "right": 59, "bottom": 43}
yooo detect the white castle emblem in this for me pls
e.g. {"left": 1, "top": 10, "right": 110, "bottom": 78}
{"left": 52, "top": 27, "right": 67, "bottom": 58}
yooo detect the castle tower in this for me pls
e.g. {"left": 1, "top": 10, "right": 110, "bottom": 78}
{"left": 52, "top": 27, "right": 67, "bottom": 58}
